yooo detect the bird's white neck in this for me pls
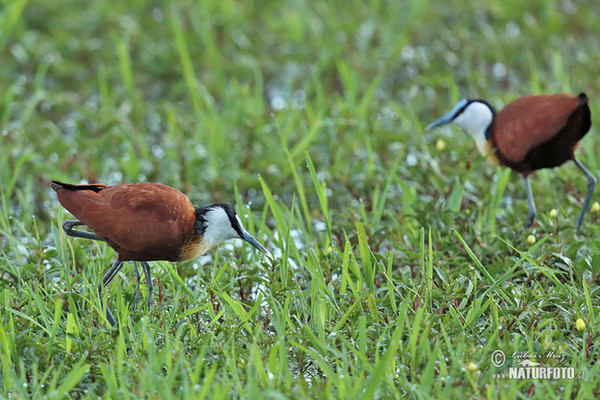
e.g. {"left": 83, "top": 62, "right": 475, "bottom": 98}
{"left": 452, "top": 102, "right": 499, "bottom": 165}
{"left": 178, "top": 207, "right": 241, "bottom": 261}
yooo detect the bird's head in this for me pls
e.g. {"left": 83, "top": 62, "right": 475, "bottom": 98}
{"left": 426, "top": 99, "right": 496, "bottom": 139}
{"left": 426, "top": 98, "right": 499, "bottom": 163}
{"left": 195, "top": 203, "right": 266, "bottom": 254}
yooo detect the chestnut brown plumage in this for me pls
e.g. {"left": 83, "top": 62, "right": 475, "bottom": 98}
{"left": 426, "top": 93, "right": 596, "bottom": 231}
{"left": 52, "top": 180, "right": 266, "bottom": 326}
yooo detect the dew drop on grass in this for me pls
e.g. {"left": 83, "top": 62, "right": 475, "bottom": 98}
{"left": 267, "top": 164, "right": 280, "bottom": 175}
{"left": 290, "top": 229, "right": 305, "bottom": 249}
{"left": 406, "top": 153, "right": 417, "bottom": 166}
{"left": 152, "top": 8, "right": 165, "bottom": 22}
{"left": 506, "top": 22, "right": 520, "bottom": 38}
{"left": 16, "top": 74, "right": 27, "bottom": 86}
{"left": 401, "top": 46, "right": 415, "bottom": 61}
{"left": 268, "top": 87, "right": 287, "bottom": 111}
{"left": 492, "top": 62, "right": 507, "bottom": 78}
{"left": 63, "top": 118, "right": 77, "bottom": 134}
{"left": 314, "top": 221, "right": 326, "bottom": 232}
{"left": 151, "top": 144, "right": 165, "bottom": 159}
{"left": 14, "top": 242, "right": 28, "bottom": 257}
{"left": 107, "top": 171, "right": 123, "bottom": 185}
{"left": 195, "top": 144, "right": 207, "bottom": 158}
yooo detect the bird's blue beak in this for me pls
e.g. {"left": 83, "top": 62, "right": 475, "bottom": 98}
{"left": 426, "top": 98, "right": 468, "bottom": 131}
{"left": 240, "top": 230, "right": 267, "bottom": 253}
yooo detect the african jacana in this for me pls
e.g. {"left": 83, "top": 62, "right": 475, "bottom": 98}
{"left": 426, "top": 93, "right": 596, "bottom": 232}
{"left": 51, "top": 180, "right": 266, "bottom": 326}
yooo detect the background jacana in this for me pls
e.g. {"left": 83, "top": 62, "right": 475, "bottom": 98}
{"left": 427, "top": 93, "right": 596, "bottom": 232}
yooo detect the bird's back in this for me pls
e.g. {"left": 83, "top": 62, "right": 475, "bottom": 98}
{"left": 492, "top": 93, "right": 590, "bottom": 173}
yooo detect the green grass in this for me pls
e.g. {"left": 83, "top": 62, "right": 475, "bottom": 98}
{"left": 1, "top": 0, "right": 600, "bottom": 398}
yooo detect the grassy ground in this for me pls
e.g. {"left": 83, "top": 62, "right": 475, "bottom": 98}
{"left": 1, "top": 0, "right": 600, "bottom": 398}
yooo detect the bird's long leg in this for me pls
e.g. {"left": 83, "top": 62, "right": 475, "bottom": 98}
{"left": 98, "top": 260, "right": 124, "bottom": 327}
{"left": 133, "top": 262, "right": 141, "bottom": 312}
{"left": 141, "top": 261, "right": 153, "bottom": 310}
{"left": 102, "top": 260, "right": 124, "bottom": 286}
{"left": 573, "top": 157, "right": 597, "bottom": 233}
{"left": 62, "top": 220, "right": 105, "bottom": 241}
{"left": 524, "top": 176, "right": 536, "bottom": 228}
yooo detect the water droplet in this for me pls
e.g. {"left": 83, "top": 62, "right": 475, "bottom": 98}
{"left": 406, "top": 153, "right": 417, "bottom": 166}
{"left": 107, "top": 171, "right": 123, "bottom": 185}
{"left": 492, "top": 62, "right": 507, "bottom": 78}
{"left": 151, "top": 145, "right": 165, "bottom": 159}
{"left": 271, "top": 96, "right": 286, "bottom": 111}
{"left": 506, "top": 22, "right": 520, "bottom": 38}
{"left": 152, "top": 8, "right": 165, "bottom": 21}
{"left": 401, "top": 46, "right": 415, "bottom": 61}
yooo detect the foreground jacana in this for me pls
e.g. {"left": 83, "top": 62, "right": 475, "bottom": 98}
{"left": 51, "top": 180, "right": 266, "bottom": 326}
{"left": 426, "top": 93, "right": 596, "bottom": 232}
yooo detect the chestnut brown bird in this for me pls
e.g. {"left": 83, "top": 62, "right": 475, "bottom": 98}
{"left": 426, "top": 93, "right": 596, "bottom": 232}
{"left": 51, "top": 180, "right": 266, "bottom": 326}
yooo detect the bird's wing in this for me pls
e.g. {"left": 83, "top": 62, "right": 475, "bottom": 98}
{"left": 492, "top": 94, "right": 585, "bottom": 163}
{"left": 57, "top": 183, "right": 195, "bottom": 257}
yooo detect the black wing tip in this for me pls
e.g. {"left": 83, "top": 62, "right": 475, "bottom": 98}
{"left": 51, "top": 180, "right": 68, "bottom": 192}
{"left": 50, "top": 180, "right": 106, "bottom": 193}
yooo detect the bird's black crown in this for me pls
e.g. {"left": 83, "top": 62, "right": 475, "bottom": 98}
{"left": 194, "top": 203, "right": 244, "bottom": 237}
